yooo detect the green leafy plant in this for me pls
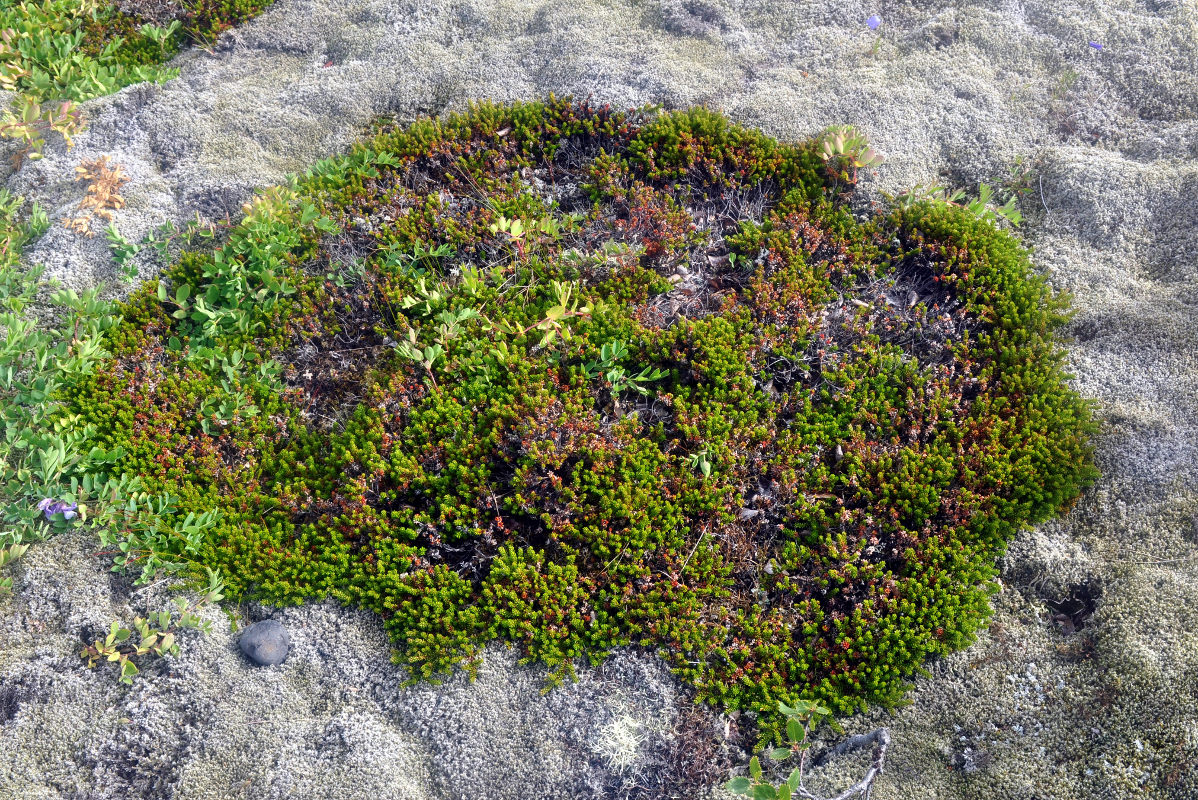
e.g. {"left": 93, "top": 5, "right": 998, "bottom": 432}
{"left": 1052, "top": 67, "right": 1080, "bottom": 101}
{"left": 80, "top": 567, "right": 225, "bottom": 683}
{"left": 53, "top": 100, "right": 1096, "bottom": 782}
{"left": 395, "top": 328, "right": 445, "bottom": 390}
{"left": 382, "top": 240, "right": 455, "bottom": 275}
{"left": 0, "top": 542, "right": 28, "bottom": 594}
{"left": 963, "top": 182, "right": 1022, "bottom": 226}
{"left": 433, "top": 307, "right": 481, "bottom": 347}
{"left": 0, "top": 0, "right": 181, "bottom": 164}
{"left": 891, "top": 181, "right": 1024, "bottom": 227}
{"left": 400, "top": 275, "right": 449, "bottom": 317}
{"left": 105, "top": 222, "right": 140, "bottom": 284}
{"left": 2, "top": 112, "right": 56, "bottom": 172}
{"left": 0, "top": 0, "right": 282, "bottom": 171}
{"left": 94, "top": 492, "right": 224, "bottom": 583}
{"left": 489, "top": 214, "right": 525, "bottom": 240}
{"left": 148, "top": 186, "right": 329, "bottom": 353}
{"left": 818, "top": 124, "right": 884, "bottom": 188}
{"left": 0, "top": 95, "right": 82, "bottom": 168}
{"left": 1001, "top": 153, "right": 1037, "bottom": 200}
{"left": 0, "top": 185, "right": 242, "bottom": 596}
{"left": 137, "top": 19, "right": 181, "bottom": 59}
{"left": 494, "top": 279, "right": 598, "bottom": 348}
{"left": 106, "top": 214, "right": 237, "bottom": 287}
{"left": 0, "top": 191, "right": 127, "bottom": 547}
{"left": 685, "top": 448, "right": 714, "bottom": 479}
{"left": 583, "top": 340, "right": 668, "bottom": 397}
{"left": 197, "top": 381, "right": 260, "bottom": 434}
{"left": 726, "top": 700, "right": 890, "bottom": 800}
{"left": 324, "top": 256, "right": 367, "bottom": 289}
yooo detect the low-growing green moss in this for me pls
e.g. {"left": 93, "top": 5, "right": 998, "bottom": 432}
{"left": 79, "top": 0, "right": 279, "bottom": 65}
{"left": 0, "top": 0, "right": 280, "bottom": 106}
{"left": 0, "top": 0, "right": 283, "bottom": 167}
{"left": 63, "top": 98, "right": 1098, "bottom": 740}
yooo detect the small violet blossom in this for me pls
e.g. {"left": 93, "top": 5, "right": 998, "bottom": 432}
{"left": 867, "top": 15, "right": 881, "bottom": 30}
{"left": 37, "top": 497, "right": 78, "bottom": 520}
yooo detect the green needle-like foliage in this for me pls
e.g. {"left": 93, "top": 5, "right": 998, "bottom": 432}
{"left": 58, "top": 98, "right": 1098, "bottom": 743}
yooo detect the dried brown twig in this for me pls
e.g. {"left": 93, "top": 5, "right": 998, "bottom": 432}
{"left": 804, "top": 728, "right": 891, "bottom": 800}
{"left": 65, "top": 155, "right": 127, "bottom": 236}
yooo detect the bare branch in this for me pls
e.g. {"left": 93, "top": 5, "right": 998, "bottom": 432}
{"left": 796, "top": 728, "right": 891, "bottom": 800}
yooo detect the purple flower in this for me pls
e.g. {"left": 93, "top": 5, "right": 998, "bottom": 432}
{"left": 867, "top": 15, "right": 881, "bottom": 30}
{"left": 1089, "top": 41, "right": 1103, "bottom": 50}
{"left": 36, "top": 498, "right": 78, "bottom": 521}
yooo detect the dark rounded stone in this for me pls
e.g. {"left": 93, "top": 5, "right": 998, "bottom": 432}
{"left": 238, "top": 619, "right": 291, "bottom": 666}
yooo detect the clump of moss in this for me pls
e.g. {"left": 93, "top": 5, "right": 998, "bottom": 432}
{"left": 63, "top": 98, "right": 1098, "bottom": 742}
{"left": 78, "top": 0, "right": 278, "bottom": 62}
{"left": 0, "top": 0, "right": 279, "bottom": 167}
{"left": 0, "top": 0, "right": 279, "bottom": 102}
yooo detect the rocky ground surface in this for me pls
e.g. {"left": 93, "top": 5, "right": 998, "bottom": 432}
{"left": 1, "top": 0, "right": 1197, "bottom": 798}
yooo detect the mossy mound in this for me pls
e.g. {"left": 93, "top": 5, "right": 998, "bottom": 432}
{"left": 0, "top": 0, "right": 277, "bottom": 106}
{"left": 65, "top": 98, "right": 1097, "bottom": 734}
{"left": 78, "top": 0, "right": 278, "bottom": 60}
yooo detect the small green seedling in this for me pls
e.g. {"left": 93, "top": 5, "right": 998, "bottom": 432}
{"left": 395, "top": 328, "right": 446, "bottom": 391}
{"left": 891, "top": 181, "right": 1023, "bottom": 227}
{"left": 81, "top": 568, "right": 225, "bottom": 684}
{"left": 105, "top": 222, "right": 140, "bottom": 283}
{"left": 819, "top": 125, "right": 884, "bottom": 187}
{"left": 583, "top": 340, "right": 668, "bottom": 397}
{"left": 138, "top": 20, "right": 181, "bottom": 59}
{"left": 685, "top": 449, "right": 714, "bottom": 479}
{"left": 726, "top": 699, "right": 890, "bottom": 800}
{"left": 0, "top": 543, "right": 29, "bottom": 594}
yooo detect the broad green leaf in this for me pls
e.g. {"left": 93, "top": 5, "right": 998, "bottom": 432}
{"left": 725, "top": 777, "right": 752, "bottom": 795}
{"left": 752, "top": 785, "right": 776, "bottom": 800}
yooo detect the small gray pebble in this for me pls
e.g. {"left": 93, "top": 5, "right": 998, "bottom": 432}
{"left": 239, "top": 619, "right": 290, "bottom": 666}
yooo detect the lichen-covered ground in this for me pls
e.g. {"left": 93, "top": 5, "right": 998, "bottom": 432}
{"left": 1, "top": 1, "right": 1196, "bottom": 798}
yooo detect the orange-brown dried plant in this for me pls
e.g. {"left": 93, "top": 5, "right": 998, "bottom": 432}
{"left": 65, "top": 155, "right": 127, "bottom": 236}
